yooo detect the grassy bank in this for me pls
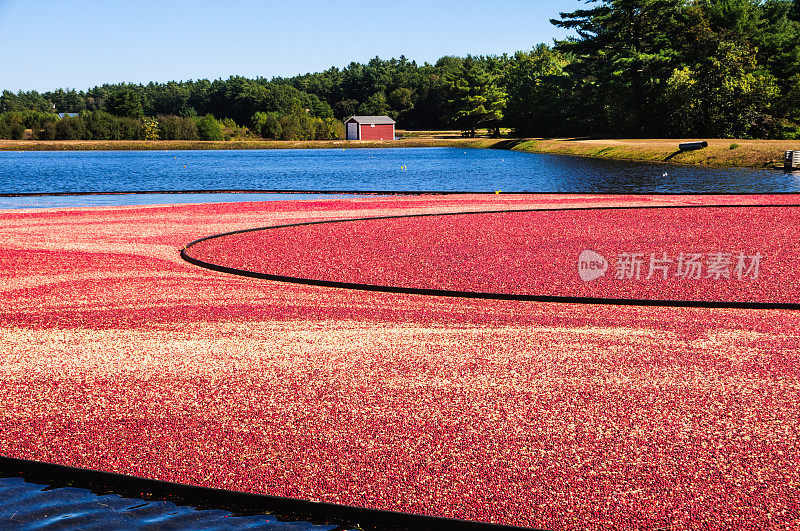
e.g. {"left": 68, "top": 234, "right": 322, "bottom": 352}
{"left": 2, "top": 136, "right": 798, "bottom": 169}
{"left": 506, "top": 138, "right": 800, "bottom": 169}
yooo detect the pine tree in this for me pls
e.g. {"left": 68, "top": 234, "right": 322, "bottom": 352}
{"left": 445, "top": 56, "right": 506, "bottom": 137}
{"left": 551, "top": 0, "right": 689, "bottom": 136}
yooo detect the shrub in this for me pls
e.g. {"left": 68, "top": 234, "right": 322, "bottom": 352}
{"left": 9, "top": 122, "right": 25, "bottom": 140}
{"left": 195, "top": 114, "right": 223, "bottom": 141}
{"left": 158, "top": 115, "right": 198, "bottom": 140}
{"left": 81, "top": 111, "right": 122, "bottom": 139}
{"left": 120, "top": 117, "right": 147, "bottom": 140}
{"left": 253, "top": 111, "right": 282, "bottom": 139}
{"left": 38, "top": 121, "right": 58, "bottom": 140}
{"left": 279, "top": 114, "right": 305, "bottom": 140}
{"left": 54, "top": 116, "right": 84, "bottom": 140}
{"left": 314, "top": 117, "right": 345, "bottom": 140}
{"left": 22, "top": 111, "right": 57, "bottom": 130}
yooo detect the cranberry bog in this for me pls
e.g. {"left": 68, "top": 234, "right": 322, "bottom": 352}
{"left": 1, "top": 193, "right": 798, "bottom": 529}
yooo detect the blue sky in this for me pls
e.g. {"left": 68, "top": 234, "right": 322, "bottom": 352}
{"left": 0, "top": 0, "right": 585, "bottom": 92}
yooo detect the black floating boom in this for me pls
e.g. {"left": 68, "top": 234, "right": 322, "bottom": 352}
{"left": 678, "top": 141, "right": 709, "bottom": 150}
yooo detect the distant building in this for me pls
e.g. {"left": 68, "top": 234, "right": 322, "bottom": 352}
{"left": 343, "top": 115, "right": 395, "bottom": 141}
{"left": 57, "top": 113, "right": 79, "bottom": 118}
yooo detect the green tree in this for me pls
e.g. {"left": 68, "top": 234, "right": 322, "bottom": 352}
{"left": 665, "top": 40, "right": 780, "bottom": 137}
{"left": 45, "top": 88, "right": 86, "bottom": 113}
{"left": 0, "top": 91, "right": 20, "bottom": 113}
{"left": 333, "top": 99, "right": 359, "bottom": 119}
{"left": 195, "top": 114, "right": 223, "bottom": 140}
{"left": 446, "top": 56, "right": 506, "bottom": 137}
{"left": 791, "top": 0, "right": 800, "bottom": 20}
{"left": 388, "top": 87, "right": 416, "bottom": 121}
{"left": 504, "top": 45, "right": 572, "bottom": 136}
{"left": 357, "top": 92, "right": 390, "bottom": 116}
{"left": 775, "top": 74, "right": 800, "bottom": 123}
{"left": 158, "top": 115, "right": 199, "bottom": 140}
{"left": 54, "top": 115, "right": 85, "bottom": 140}
{"left": 552, "top": 0, "right": 690, "bottom": 136}
{"left": 252, "top": 111, "right": 282, "bottom": 139}
{"left": 104, "top": 89, "right": 144, "bottom": 118}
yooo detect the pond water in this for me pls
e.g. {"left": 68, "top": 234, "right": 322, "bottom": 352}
{"left": 0, "top": 475, "right": 340, "bottom": 530}
{"left": 1, "top": 148, "right": 798, "bottom": 199}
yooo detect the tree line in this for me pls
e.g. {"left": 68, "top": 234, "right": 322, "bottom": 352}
{"left": 2, "top": 0, "right": 799, "bottom": 141}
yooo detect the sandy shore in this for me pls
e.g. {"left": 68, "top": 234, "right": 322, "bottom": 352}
{"left": 1, "top": 194, "right": 798, "bottom": 529}
{"left": 3, "top": 136, "right": 799, "bottom": 169}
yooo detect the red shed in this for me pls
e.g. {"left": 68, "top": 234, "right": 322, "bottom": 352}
{"left": 344, "top": 115, "right": 396, "bottom": 141}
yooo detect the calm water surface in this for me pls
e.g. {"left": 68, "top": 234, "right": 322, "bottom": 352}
{"left": 1, "top": 147, "right": 798, "bottom": 197}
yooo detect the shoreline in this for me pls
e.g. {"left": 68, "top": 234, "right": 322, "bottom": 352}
{"left": 1, "top": 136, "right": 798, "bottom": 169}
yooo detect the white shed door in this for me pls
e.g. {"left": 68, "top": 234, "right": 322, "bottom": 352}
{"left": 346, "top": 122, "right": 358, "bottom": 140}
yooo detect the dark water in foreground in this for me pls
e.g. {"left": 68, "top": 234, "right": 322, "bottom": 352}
{"left": 1, "top": 147, "right": 798, "bottom": 196}
{"left": 0, "top": 476, "right": 340, "bottom": 530}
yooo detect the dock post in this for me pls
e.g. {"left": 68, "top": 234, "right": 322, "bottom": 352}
{"left": 785, "top": 150, "right": 800, "bottom": 170}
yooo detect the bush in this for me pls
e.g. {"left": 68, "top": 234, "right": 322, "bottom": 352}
{"left": 279, "top": 114, "right": 305, "bottom": 140}
{"left": 9, "top": 122, "right": 25, "bottom": 140}
{"left": 0, "top": 112, "right": 27, "bottom": 139}
{"left": 38, "top": 121, "right": 58, "bottom": 140}
{"left": 76, "top": 111, "right": 117, "bottom": 139}
{"left": 119, "top": 117, "right": 146, "bottom": 140}
{"left": 314, "top": 117, "right": 345, "bottom": 140}
{"left": 252, "top": 111, "right": 282, "bottom": 139}
{"left": 158, "top": 115, "right": 199, "bottom": 140}
{"left": 22, "top": 111, "right": 57, "bottom": 130}
{"left": 54, "top": 116, "right": 84, "bottom": 140}
{"left": 195, "top": 114, "right": 223, "bottom": 140}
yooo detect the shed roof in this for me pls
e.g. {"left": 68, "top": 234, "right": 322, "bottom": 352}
{"left": 344, "top": 115, "right": 396, "bottom": 125}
